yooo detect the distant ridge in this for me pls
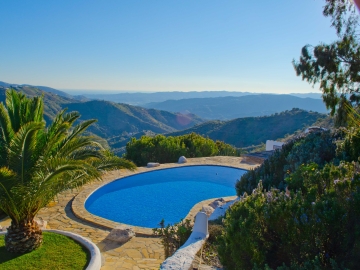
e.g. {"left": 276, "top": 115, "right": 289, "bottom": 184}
{"left": 143, "top": 95, "right": 328, "bottom": 120}
{"left": 289, "top": 93, "right": 322, "bottom": 99}
{"left": 78, "top": 91, "right": 256, "bottom": 105}
{"left": 0, "top": 81, "right": 74, "bottom": 99}
{"left": 65, "top": 91, "right": 323, "bottom": 105}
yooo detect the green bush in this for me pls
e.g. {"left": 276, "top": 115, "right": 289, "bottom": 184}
{"left": 219, "top": 162, "right": 360, "bottom": 269}
{"left": 236, "top": 131, "right": 337, "bottom": 195}
{"left": 207, "top": 224, "right": 224, "bottom": 244}
{"left": 125, "top": 132, "right": 240, "bottom": 166}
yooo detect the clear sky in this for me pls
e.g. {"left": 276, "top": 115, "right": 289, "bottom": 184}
{"left": 0, "top": 0, "right": 338, "bottom": 93}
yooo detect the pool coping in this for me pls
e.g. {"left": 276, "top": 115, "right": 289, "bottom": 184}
{"left": 72, "top": 159, "right": 253, "bottom": 236}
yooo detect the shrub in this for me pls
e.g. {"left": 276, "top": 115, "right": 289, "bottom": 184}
{"left": 207, "top": 224, "right": 224, "bottom": 244}
{"left": 152, "top": 219, "right": 192, "bottom": 258}
{"left": 236, "top": 131, "right": 338, "bottom": 195}
{"left": 125, "top": 132, "right": 240, "bottom": 166}
{"left": 219, "top": 162, "right": 360, "bottom": 269}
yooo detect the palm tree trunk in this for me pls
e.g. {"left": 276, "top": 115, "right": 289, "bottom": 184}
{"left": 5, "top": 219, "right": 43, "bottom": 253}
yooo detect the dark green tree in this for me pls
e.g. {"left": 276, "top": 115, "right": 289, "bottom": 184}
{"left": 293, "top": 0, "right": 360, "bottom": 126}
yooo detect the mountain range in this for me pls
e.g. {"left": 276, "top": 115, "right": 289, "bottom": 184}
{"left": 143, "top": 95, "right": 328, "bottom": 120}
{"left": 0, "top": 81, "right": 328, "bottom": 155}
{"left": 0, "top": 85, "right": 203, "bottom": 139}
{"left": 67, "top": 91, "right": 322, "bottom": 106}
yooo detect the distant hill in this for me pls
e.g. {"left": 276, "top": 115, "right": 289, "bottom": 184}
{"left": 0, "top": 85, "right": 204, "bottom": 140}
{"left": 77, "top": 91, "right": 256, "bottom": 105}
{"left": 168, "top": 109, "right": 327, "bottom": 148}
{"left": 0, "top": 81, "right": 75, "bottom": 99}
{"left": 143, "top": 95, "right": 328, "bottom": 120}
{"left": 0, "top": 85, "right": 76, "bottom": 123}
{"left": 289, "top": 93, "right": 322, "bottom": 99}
{"left": 64, "top": 91, "right": 324, "bottom": 105}
{"left": 65, "top": 101, "right": 203, "bottom": 138}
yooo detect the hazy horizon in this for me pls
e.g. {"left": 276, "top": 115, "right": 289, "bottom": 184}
{"left": 59, "top": 88, "right": 322, "bottom": 96}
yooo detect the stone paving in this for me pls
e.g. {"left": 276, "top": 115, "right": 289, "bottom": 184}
{"left": 0, "top": 156, "right": 261, "bottom": 270}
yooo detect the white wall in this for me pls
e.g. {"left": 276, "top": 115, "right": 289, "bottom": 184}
{"left": 266, "top": 140, "right": 284, "bottom": 151}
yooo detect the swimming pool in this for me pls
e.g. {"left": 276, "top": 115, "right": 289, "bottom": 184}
{"left": 85, "top": 165, "right": 246, "bottom": 228}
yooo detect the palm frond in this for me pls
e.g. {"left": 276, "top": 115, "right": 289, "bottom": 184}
{"left": 91, "top": 153, "right": 136, "bottom": 172}
{"left": 69, "top": 149, "right": 104, "bottom": 160}
{"left": 55, "top": 119, "right": 97, "bottom": 150}
{"left": 0, "top": 167, "right": 21, "bottom": 222}
{"left": 55, "top": 136, "right": 103, "bottom": 158}
{"left": 0, "top": 103, "right": 15, "bottom": 145}
{"left": 62, "top": 111, "right": 81, "bottom": 126}
{"left": 5, "top": 89, "right": 23, "bottom": 132}
{"left": 7, "top": 122, "right": 44, "bottom": 183}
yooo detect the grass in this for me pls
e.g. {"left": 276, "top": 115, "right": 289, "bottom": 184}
{"left": 0, "top": 232, "right": 90, "bottom": 270}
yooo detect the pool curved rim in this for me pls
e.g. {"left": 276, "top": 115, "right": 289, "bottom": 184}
{"left": 72, "top": 163, "right": 247, "bottom": 236}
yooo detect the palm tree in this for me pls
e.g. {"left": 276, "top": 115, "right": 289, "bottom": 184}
{"left": 0, "top": 89, "right": 136, "bottom": 253}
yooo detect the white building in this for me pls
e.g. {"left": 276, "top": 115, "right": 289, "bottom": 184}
{"left": 266, "top": 140, "right": 284, "bottom": 151}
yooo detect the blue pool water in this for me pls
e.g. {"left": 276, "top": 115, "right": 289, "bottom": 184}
{"left": 85, "top": 165, "right": 246, "bottom": 228}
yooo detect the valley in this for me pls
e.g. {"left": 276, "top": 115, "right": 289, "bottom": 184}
{"left": 0, "top": 83, "right": 329, "bottom": 156}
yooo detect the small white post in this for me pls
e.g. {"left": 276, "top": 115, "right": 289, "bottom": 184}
{"left": 193, "top": 211, "right": 208, "bottom": 237}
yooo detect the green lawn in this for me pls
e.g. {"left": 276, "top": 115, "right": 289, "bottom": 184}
{"left": 0, "top": 232, "right": 90, "bottom": 270}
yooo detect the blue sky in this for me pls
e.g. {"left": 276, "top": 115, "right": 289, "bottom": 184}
{"left": 0, "top": 1, "right": 337, "bottom": 93}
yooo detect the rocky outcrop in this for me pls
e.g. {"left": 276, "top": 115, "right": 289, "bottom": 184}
{"left": 106, "top": 227, "right": 135, "bottom": 243}
{"left": 209, "top": 198, "right": 225, "bottom": 209}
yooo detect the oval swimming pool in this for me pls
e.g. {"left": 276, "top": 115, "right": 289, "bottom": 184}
{"left": 85, "top": 165, "right": 246, "bottom": 228}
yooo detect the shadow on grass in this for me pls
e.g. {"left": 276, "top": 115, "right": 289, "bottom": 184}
{"left": 0, "top": 245, "right": 25, "bottom": 264}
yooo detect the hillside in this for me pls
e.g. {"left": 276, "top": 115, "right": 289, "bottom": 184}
{"left": 168, "top": 109, "right": 327, "bottom": 148}
{"left": 0, "top": 85, "right": 204, "bottom": 139}
{"left": 0, "top": 81, "right": 74, "bottom": 99}
{"left": 0, "top": 85, "right": 75, "bottom": 123}
{"left": 65, "top": 101, "right": 203, "bottom": 138}
{"left": 143, "top": 94, "right": 328, "bottom": 120}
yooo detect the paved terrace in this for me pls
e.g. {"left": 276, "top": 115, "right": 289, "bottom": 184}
{"left": 0, "top": 156, "right": 261, "bottom": 270}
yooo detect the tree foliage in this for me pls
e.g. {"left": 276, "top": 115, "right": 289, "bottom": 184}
{"left": 293, "top": 0, "right": 360, "bottom": 126}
